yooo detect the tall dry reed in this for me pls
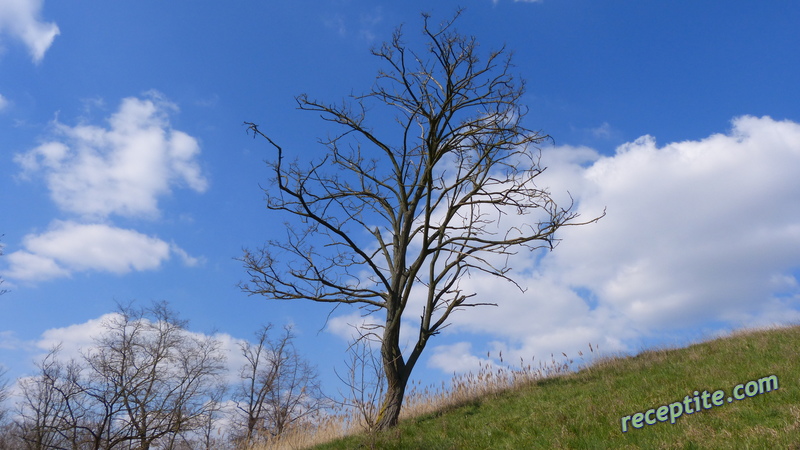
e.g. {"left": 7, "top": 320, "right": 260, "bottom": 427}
{"left": 247, "top": 345, "right": 598, "bottom": 450}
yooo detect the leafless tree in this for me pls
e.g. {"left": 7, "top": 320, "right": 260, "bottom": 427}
{"left": 0, "top": 366, "right": 9, "bottom": 425}
{"left": 82, "top": 301, "right": 227, "bottom": 449}
{"left": 240, "top": 11, "right": 603, "bottom": 429}
{"left": 148, "top": 382, "right": 230, "bottom": 450}
{"left": 233, "top": 325, "right": 272, "bottom": 445}
{"left": 192, "top": 384, "right": 229, "bottom": 450}
{"left": 0, "top": 411, "right": 13, "bottom": 449}
{"left": 14, "top": 346, "right": 88, "bottom": 449}
{"left": 13, "top": 302, "right": 227, "bottom": 450}
{"left": 261, "top": 332, "right": 323, "bottom": 438}
{"left": 232, "top": 324, "right": 323, "bottom": 446}
{"left": 335, "top": 332, "right": 385, "bottom": 433}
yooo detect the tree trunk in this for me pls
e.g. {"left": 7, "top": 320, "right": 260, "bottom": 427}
{"left": 375, "top": 365, "right": 407, "bottom": 430}
{"left": 374, "top": 310, "right": 410, "bottom": 430}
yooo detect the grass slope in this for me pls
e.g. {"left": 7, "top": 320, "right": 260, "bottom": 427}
{"left": 315, "top": 325, "right": 800, "bottom": 449}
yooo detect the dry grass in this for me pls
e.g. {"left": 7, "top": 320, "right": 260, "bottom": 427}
{"left": 249, "top": 324, "right": 800, "bottom": 448}
{"left": 245, "top": 346, "right": 598, "bottom": 450}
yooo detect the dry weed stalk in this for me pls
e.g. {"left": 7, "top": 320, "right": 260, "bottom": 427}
{"left": 247, "top": 345, "right": 598, "bottom": 449}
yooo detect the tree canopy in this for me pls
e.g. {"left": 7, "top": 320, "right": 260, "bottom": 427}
{"left": 242, "top": 11, "right": 602, "bottom": 429}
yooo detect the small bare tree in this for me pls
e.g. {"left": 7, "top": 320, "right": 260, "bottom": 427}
{"left": 192, "top": 384, "right": 228, "bottom": 450}
{"left": 241, "top": 11, "right": 602, "bottom": 429}
{"left": 232, "top": 325, "right": 322, "bottom": 445}
{"left": 0, "top": 366, "right": 9, "bottom": 426}
{"left": 335, "top": 333, "right": 386, "bottom": 433}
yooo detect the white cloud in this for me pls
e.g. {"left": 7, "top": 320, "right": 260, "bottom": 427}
{"left": 323, "top": 8, "right": 383, "bottom": 41}
{"left": 590, "top": 122, "right": 613, "bottom": 139}
{"left": 0, "top": 0, "right": 59, "bottom": 63}
{"left": 428, "top": 342, "right": 492, "bottom": 374}
{"left": 326, "top": 312, "right": 369, "bottom": 341}
{"left": 7, "top": 92, "right": 207, "bottom": 282}
{"left": 2, "top": 221, "right": 184, "bottom": 281}
{"left": 36, "top": 313, "right": 116, "bottom": 359}
{"left": 358, "top": 8, "right": 382, "bottom": 41}
{"left": 338, "top": 115, "right": 800, "bottom": 375}
{"left": 323, "top": 14, "right": 347, "bottom": 37}
{"left": 15, "top": 92, "right": 208, "bottom": 220}
{"left": 326, "top": 311, "right": 391, "bottom": 344}
{"left": 0, "top": 331, "right": 29, "bottom": 351}
{"left": 0, "top": 93, "right": 9, "bottom": 111}
{"left": 3, "top": 250, "right": 69, "bottom": 281}
{"left": 170, "top": 243, "right": 204, "bottom": 267}
{"left": 546, "top": 115, "right": 800, "bottom": 324}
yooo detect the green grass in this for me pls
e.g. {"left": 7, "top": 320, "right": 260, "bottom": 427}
{"left": 313, "top": 325, "right": 800, "bottom": 449}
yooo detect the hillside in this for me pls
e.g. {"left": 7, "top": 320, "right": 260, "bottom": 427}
{"left": 315, "top": 325, "right": 800, "bottom": 449}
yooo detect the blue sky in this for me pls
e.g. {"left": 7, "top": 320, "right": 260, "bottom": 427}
{"left": 2, "top": 0, "right": 800, "bottom": 396}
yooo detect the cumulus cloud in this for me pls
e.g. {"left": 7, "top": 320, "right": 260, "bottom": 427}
{"left": 6, "top": 92, "right": 207, "bottom": 282}
{"left": 545, "top": 116, "right": 800, "bottom": 326}
{"left": 428, "top": 342, "right": 492, "bottom": 374}
{"left": 330, "top": 115, "right": 800, "bottom": 375}
{"left": 2, "top": 221, "right": 185, "bottom": 281}
{"left": 36, "top": 313, "right": 115, "bottom": 358}
{"left": 0, "top": 0, "right": 59, "bottom": 63}
{"left": 15, "top": 92, "right": 208, "bottom": 219}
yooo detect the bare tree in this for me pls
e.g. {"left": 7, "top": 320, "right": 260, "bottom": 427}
{"left": 190, "top": 384, "right": 228, "bottom": 450}
{"left": 335, "top": 333, "right": 386, "bottom": 433}
{"left": 260, "top": 328, "right": 322, "bottom": 438}
{"left": 232, "top": 325, "right": 323, "bottom": 445}
{"left": 240, "top": 11, "right": 603, "bottom": 429}
{"left": 0, "top": 366, "right": 14, "bottom": 450}
{"left": 233, "top": 324, "right": 274, "bottom": 445}
{"left": 83, "top": 301, "right": 227, "bottom": 449}
{"left": 0, "top": 246, "right": 11, "bottom": 444}
{"left": 13, "top": 302, "right": 226, "bottom": 450}
{"left": 0, "top": 366, "right": 8, "bottom": 426}
{"left": 14, "top": 346, "right": 87, "bottom": 449}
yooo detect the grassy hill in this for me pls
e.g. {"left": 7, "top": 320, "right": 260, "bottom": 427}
{"left": 314, "top": 325, "right": 800, "bottom": 449}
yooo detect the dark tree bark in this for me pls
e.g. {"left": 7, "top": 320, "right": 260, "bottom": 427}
{"left": 241, "top": 10, "right": 603, "bottom": 430}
